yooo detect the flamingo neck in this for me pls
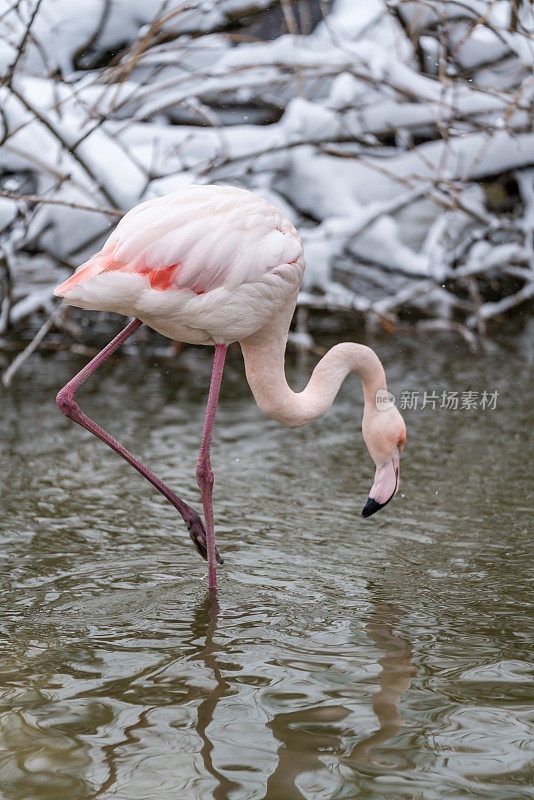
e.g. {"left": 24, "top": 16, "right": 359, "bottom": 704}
{"left": 239, "top": 311, "right": 387, "bottom": 428}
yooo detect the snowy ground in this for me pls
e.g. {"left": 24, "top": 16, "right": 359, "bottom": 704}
{"left": 0, "top": 0, "right": 533, "bottom": 370}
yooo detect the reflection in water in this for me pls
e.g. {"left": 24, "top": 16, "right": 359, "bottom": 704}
{"left": 0, "top": 338, "right": 532, "bottom": 800}
{"left": 263, "top": 598, "right": 415, "bottom": 796}
{"left": 350, "top": 599, "right": 415, "bottom": 766}
{"left": 193, "top": 593, "right": 240, "bottom": 800}
{"left": 264, "top": 704, "right": 349, "bottom": 800}
{"left": 96, "top": 708, "right": 153, "bottom": 799}
{"left": 75, "top": 594, "right": 240, "bottom": 799}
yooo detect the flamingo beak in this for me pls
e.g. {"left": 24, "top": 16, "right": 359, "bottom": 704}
{"left": 362, "top": 449, "right": 400, "bottom": 518}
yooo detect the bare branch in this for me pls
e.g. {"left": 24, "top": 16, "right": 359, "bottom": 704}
{"left": 0, "top": 190, "right": 124, "bottom": 217}
{"left": 2, "top": 0, "right": 43, "bottom": 88}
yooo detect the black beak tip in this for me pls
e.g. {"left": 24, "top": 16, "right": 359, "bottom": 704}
{"left": 362, "top": 497, "right": 383, "bottom": 518}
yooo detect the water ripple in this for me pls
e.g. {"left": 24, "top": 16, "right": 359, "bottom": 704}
{"left": 0, "top": 343, "right": 531, "bottom": 799}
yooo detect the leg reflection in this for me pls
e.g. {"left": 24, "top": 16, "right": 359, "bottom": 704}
{"left": 194, "top": 593, "right": 240, "bottom": 800}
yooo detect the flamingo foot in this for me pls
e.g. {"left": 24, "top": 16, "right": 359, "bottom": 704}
{"left": 186, "top": 510, "right": 224, "bottom": 564}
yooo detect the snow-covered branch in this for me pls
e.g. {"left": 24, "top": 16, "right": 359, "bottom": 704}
{"left": 0, "top": 0, "right": 533, "bottom": 368}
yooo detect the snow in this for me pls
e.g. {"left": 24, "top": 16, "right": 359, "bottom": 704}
{"left": 0, "top": 0, "right": 533, "bottom": 334}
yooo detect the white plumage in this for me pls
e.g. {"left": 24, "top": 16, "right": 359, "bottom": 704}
{"left": 55, "top": 185, "right": 306, "bottom": 344}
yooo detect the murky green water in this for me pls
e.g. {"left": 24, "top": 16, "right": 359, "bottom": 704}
{"left": 0, "top": 324, "right": 532, "bottom": 800}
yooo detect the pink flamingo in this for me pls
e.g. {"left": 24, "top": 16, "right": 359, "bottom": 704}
{"left": 54, "top": 185, "right": 406, "bottom": 589}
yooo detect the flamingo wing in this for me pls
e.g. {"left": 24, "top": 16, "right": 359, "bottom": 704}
{"left": 55, "top": 185, "right": 303, "bottom": 298}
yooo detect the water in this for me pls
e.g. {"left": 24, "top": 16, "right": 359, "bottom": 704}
{"left": 0, "top": 328, "right": 532, "bottom": 800}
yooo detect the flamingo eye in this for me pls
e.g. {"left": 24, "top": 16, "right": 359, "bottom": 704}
{"left": 397, "top": 440, "right": 403, "bottom": 448}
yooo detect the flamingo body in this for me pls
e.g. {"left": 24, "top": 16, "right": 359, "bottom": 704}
{"left": 55, "top": 185, "right": 305, "bottom": 344}
{"left": 54, "top": 183, "right": 406, "bottom": 590}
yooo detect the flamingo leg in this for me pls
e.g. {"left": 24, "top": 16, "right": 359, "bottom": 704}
{"left": 196, "top": 344, "right": 228, "bottom": 590}
{"left": 56, "top": 317, "right": 221, "bottom": 565}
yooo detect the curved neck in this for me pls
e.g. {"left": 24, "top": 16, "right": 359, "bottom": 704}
{"left": 239, "top": 311, "right": 387, "bottom": 428}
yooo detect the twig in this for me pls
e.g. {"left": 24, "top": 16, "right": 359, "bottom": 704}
{"left": 468, "top": 275, "right": 487, "bottom": 335}
{"left": 3, "top": 0, "right": 43, "bottom": 87}
{"left": 9, "top": 85, "right": 118, "bottom": 207}
{"left": 2, "top": 304, "right": 64, "bottom": 387}
{"left": 0, "top": 190, "right": 124, "bottom": 217}
{"left": 0, "top": 242, "right": 15, "bottom": 334}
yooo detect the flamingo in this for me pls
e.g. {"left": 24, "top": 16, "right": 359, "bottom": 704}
{"left": 54, "top": 184, "right": 406, "bottom": 589}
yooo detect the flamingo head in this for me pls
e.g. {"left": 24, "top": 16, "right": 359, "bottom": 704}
{"left": 361, "top": 403, "right": 406, "bottom": 518}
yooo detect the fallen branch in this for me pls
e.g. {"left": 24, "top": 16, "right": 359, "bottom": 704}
{"left": 2, "top": 304, "right": 64, "bottom": 387}
{"left": 474, "top": 281, "right": 534, "bottom": 322}
{"left": 412, "top": 319, "right": 480, "bottom": 353}
{"left": 0, "top": 338, "right": 99, "bottom": 357}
